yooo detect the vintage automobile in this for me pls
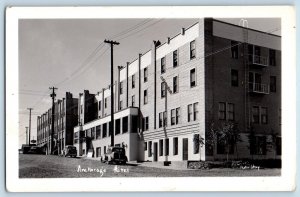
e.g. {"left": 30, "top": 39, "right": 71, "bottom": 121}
{"left": 101, "top": 146, "right": 127, "bottom": 165}
{"left": 63, "top": 145, "right": 77, "bottom": 158}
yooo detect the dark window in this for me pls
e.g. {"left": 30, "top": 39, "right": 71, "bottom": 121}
{"left": 96, "top": 126, "right": 101, "bottom": 139}
{"left": 227, "top": 103, "right": 235, "bottom": 121}
{"left": 161, "top": 82, "right": 166, "bottom": 98}
{"left": 193, "top": 102, "right": 198, "bottom": 121}
{"left": 231, "top": 69, "right": 238, "bottom": 87}
{"left": 103, "top": 123, "right": 107, "bottom": 138}
{"left": 122, "top": 116, "right": 128, "bottom": 133}
{"left": 91, "top": 127, "right": 95, "bottom": 139}
{"left": 99, "top": 101, "right": 101, "bottom": 111}
{"left": 144, "top": 142, "right": 147, "bottom": 151}
{"left": 231, "top": 41, "right": 239, "bottom": 59}
{"left": 165, "top": 138, "right": 169, "bottom": 156}
{"left": 144, "top": 67, "right": 148, "bottom": 82}
{"left": 252, "top": 106, "right": 259, "bottom": 124}
{"left": 120, "top": 81, "right": 123, "bottom": 94}
{"left": 173, "top": 137, "right": 178, "bottom": 155}
{"left": 108, "top": 121, "right": 112, "bottom": 136}
{"left": 171, "top": 109, "right": 175, "bottom": 126}
{"left": 190, "top": 68, "right": 196, "bottom": 87}
{"left": 269, "top": 49, "right": 276, "bottom": 66}
{"left": 176, "top": 107, "right": 180, "bottom": 124}
{"left": 132, "top": 74, "right": 135, "bottom": 88}
{"left": 173, "top": 50, "right": 178, "bottom": 67}
{"left": 217, "top": 135, "right": 234, "bottom": 154}
{"left": 270, "top": 76, "right": 276, "bottom": 92}
{"left": 254, "top": 136, "right": 266, "bottom": 155}
{"left": 163, "top": 111, "right": 167, "bottom": 127}
{"left": 104, "top": 146, "right": 106, "bottom": 154}
{"left": 159, "top": 139, "right": 163, "bottom": 156}
{"left": 188, "top": 104, "right": 192, "bottom": 122}
{"left": 190, "top": 40, "right": 196, "bottom": 59}
{"left": 131, "top": 95, "right": 135, "bottom": 107}
{"left": 131, "top": 116, "right": 138, "bottom": 133}
{"left": 145, "top": 117, "right": 149, "bottom": 131}
{"left": 144, "top": 89, "right": 148, "bottom": 104}
{"left": 161, "top": 57, "right": 166, "bottom": 74}
{"left": 218, "top": 102, "right": 226, "bottom": 120}
{"left": 96, "top": 147, "right": 101, "bottom": 157}
{"left": 148, "top": 141, "right": 152, "bottom": 157}
{"left": 115, "top": 119, "right": 121, "bottom": 135}
{"left": 261, "top": 107, "right": 268, "bottom": 124}
{"left": 173, "top": 76, "right": 178, "bottom": 93}
{"left": 105, "top": 98, "right": 107, "bottom": 109}
{"left": 159, "top": 112, "right": 163, "bottom": 128}
{"left": 119, "top": 100, "right": 123, "bottom": 110}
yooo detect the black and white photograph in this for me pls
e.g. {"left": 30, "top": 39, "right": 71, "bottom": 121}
{"left": 5, "top": 6, "right": 296, "bottom": 192}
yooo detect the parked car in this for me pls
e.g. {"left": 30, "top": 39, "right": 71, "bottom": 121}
{"left": 63, "top": 145, "right": 77, "bottom": 158}
{"left": 27, "top": 146, "right": 45, "bottom": 154}
{"left": 101, "top": 146, "right": 127, "bottom": 164}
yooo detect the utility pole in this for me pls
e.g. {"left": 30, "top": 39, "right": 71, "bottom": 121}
{"left": 49, "top": 87, "right": 57, "bottom": 154}
{"left": 25, "top": 127, "right": 28, "bottom": 145}
{"left": 160, "top": 76, "right": 172, "bottom": 165}
{"left": 27, "top": 108, "right": 33, "bottom": 146}
{"left": 104, "top": 39, "right": 119, "bottom": 147}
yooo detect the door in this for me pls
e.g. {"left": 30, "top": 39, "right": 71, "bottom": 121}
{"left": 182, "top": 138, "right": 188, "bottom": 160}
{"left": 153, "top": 142, "right": 158, "bottom": 162}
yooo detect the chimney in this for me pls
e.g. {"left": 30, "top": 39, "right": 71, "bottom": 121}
{"left": 181, "top": 28, "right": 185, "bottom": 35}
{"left": 167, "top": 37, "right": 171, "bottom": 44}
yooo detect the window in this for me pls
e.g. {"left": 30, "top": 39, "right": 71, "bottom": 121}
{"left": 91, "top": 127, "right": 95, "bottom": 139}
{"left": 144, "top": 89, "right": 148, "bottom": 104}
{"left": 190, "top": 40, "right": 196, "bottom": 59}
{"left": 173, "top": 137, "right": 178, "bottom": 155}
{"left": 99, "top": 101, "right": 101, "bottom": 111}
{"left": 103, "top": 123, "right": 107, "bottom": 137}
{"left": 252, "top": 106, "right": 259, "bottom": 124}
{"left": 269, "top": 49, "right": 276, "bottom": 66}
{"left": 165, "top": 138, "right": 169, "bottom": 156}
{"left": 104, "top": 146, "right": 106, "bottom": 154}
{"left": 108, "top": 121, "right": 112, "bottom": 136}
{"left": 159, "top": 139, "right": 163, "bottom": 156}
{"left": 132, "top": 74, "right": 135, "bottom": 89}
{"left": 144, "top": 67, "right": 148, "bottom": 82}
{"left": 218, "top": 102, "right": 226, "bottom": 120}
{"left": 176, "top": 107, "right": 180, "bottom": 124}
{"left": 188, "top": 104, "right": 193, "bottom": 122}
{"left": 171, "top": 109, "right": 176, "bottom": 126}
{"left": 252, "top": 136, "right": 266, "bottom": 155}
{"left": 270, "top": 76, "right": 276, "bottom": 92}
{"left": 173, "top": 50, "right": 178, "bottom": 67}
{"left": 161, "top": 57, "right": 166, "bottom": 74}
{"left": 144, "top": 117, "right": 149, "bottom": 131}
{"left": 144, "top": 142, "right": 147, "bottom": 151}
{"left": 261, "top": 107, "right": 268, "bottom": 124}
{"left": 131, "top": 95, "right": 135, "bottom": 107}
{"left": 193, "top": 102, "right": 199, "bottom": 121}
{"left": 148, "top": 141, "right": 152, "bottom": 157}
{"left": 231, "top": 41, "right": 239, "bottom": 59}
{"left": 231, "top": 69, "right": 238, "bottom": 87}
{"left": 190, "top": 68, "right": 196, "bottom": 87}
{"left": 131, "top": 116, "right": 138, "bottom": 133}
{"left": 96, "top": 126, "right": 101, "bottom": 139}
{"left": 161, "top": 82, "right": 166, "bottom": 98}
{"left": 122, "top": 116, "right": 128, "bottom": 133}
{"left": 120, "top": 81, "right": 123, "bottom": 94}
{"left": 119, "top": 100, "right": 123, "bottom": 110}
{"left": 105, "top": 98, "right": 107, "bottom": 109}
{"left": 193, "top": 134, "right": 200, "bottom": 154}
{"left": 159, "top": 112, "right": 163, "bottom": 128}
{"left": 227, "top": 103, "right": 235, "bottom": 121}
{"left": 163, "top": 111, "right": 167, "bottom": 127}
{"left": 173, "top": 76, "right": 178, "bottom": 93}
{"left": 115, "top": 119, "right": 121, "bottom": 135}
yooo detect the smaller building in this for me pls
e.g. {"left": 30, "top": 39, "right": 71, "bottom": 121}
{"left": 37, "top": 92, "right": 78, "bottom": 154}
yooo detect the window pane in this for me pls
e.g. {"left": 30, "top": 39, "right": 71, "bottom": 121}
{"left": 190, "top": 68, "right": 196, "bottom": 87}
{"left": 218, "top": 102, "right": 226, "bottom": 120}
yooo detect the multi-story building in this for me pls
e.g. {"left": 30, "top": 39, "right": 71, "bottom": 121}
{"left": 74, "top": 18, "right": 281, "bottom": 162}
{"left": 37, "top": 92, "right": 78, "bottom": 154}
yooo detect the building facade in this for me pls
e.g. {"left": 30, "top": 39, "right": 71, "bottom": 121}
{"left": 74, "top": 18, "right": 281, "bottom": 162}
{"left": 37, "top": 92, "right": 78, "bottom": 154}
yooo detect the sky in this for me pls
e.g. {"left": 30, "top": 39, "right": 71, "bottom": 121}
{"left": 18, "top": 18, "right": 281, "bottom": 147}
